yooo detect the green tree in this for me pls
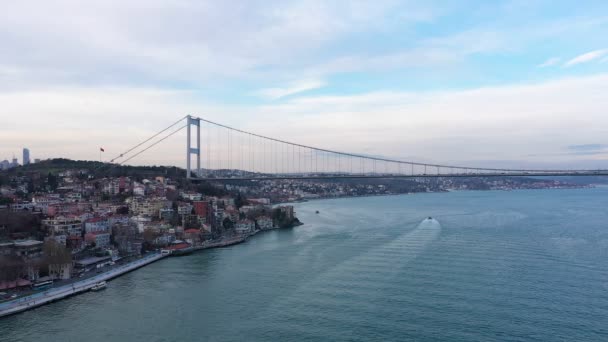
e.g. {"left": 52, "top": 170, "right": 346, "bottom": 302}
{"left": 222, "top": 217, "right": 234, "bottom": 230}
{"left": 47, "top": 172, "right": 58, "bottom": 191}
{"left": 234, "top": 193, "right": 246, "bottom": 208}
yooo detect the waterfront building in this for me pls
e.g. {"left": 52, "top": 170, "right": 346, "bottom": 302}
{"left": 235, "top": 219, "right": 255, "bottom": 234}
{"left": 11, "top": 240, "right": 44, "bottom": 259}
{"left": 183, "top": 228, "right": 202, "bottom": 245}
{"left": 74, "top": 255, "right": 112, "bottom": 271}
{"left": 48, "top": 262, "right": 72, "bottom": 280}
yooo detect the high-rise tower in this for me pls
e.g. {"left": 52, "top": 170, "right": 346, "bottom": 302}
{"left": 23, "top": 148, "right": 30, "bottom": 165}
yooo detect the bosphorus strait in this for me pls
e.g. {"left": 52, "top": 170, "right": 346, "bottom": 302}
{"left": 2, "top": 188, "right": 607, "bottom": 341}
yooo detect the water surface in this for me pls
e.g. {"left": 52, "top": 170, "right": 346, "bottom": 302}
{"left": 2, "top": 189, "right": 608, "bottom": 341}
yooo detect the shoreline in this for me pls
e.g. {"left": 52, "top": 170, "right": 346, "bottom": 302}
{"left": 0, "top": 225, "right": 299, "bottom": 319}
{"left": 1, "top": 186, "right": 593, "bottom": 319}
{"left": 0, "top": 252, "right": 166, "bottom": 318}
{"left": 275, "top": 185, "right": 595, "bottom": 205}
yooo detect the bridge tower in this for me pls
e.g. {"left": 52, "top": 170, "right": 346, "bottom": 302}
{"left": 186, "top": 115, "right": 201, "bottom": 179}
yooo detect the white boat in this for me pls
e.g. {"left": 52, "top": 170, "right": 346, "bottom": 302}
{"left": 91, "top": 281, "right": 107, "bottom": 291}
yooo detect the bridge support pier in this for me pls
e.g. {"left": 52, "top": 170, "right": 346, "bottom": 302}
{"left": 186, "top": 115, "right": 201, "bottom": 179}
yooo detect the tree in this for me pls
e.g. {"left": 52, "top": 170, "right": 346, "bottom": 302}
{"left": 234, "top": 192, "right": 246, "bottom": 208}
{"left": 38, "top": 240, "right": 72, "bottom": 279}
{"left": 0, "top": 255, "right": 26, "bottom": 281}
{"left": 222, "top": 217, "right": 234, "bottom": 230}
{"left": 0, "top": 196, "right": 13, "bottom": 205}
{"left": 43, "top": 240, "right": 72, "bottom": 265}
{"left": 47, "top": 172, "right": 58, "bottom": 191}
{"left": 116, "top": 206, "right": 129, "bottom": 215}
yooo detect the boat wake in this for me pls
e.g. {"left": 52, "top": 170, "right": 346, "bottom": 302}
{"left": 254, "top": 217, "right": 442, "bottom": 335}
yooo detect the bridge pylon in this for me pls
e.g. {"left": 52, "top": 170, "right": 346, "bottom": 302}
{"left": 186, "top": 115, "right": 201, "bottom": 179}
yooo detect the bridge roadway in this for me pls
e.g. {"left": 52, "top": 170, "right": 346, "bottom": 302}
{"left": 0, "top": 252, "right": 167, "bottom": 318}
{"left": 191, "top": 171, "right": 608, "bottom": 181}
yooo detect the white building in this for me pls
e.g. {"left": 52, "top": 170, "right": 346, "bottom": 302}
{"left": 85, "top": 232, "right": 111, "bottom": 248}
{"left": 84, "top": 217, "right": 110, "bottom": 233}
{"left": 180, "top": 192, "right": 202, "bottom": 201}
{"left": 42, "top": 216, "right": 83, "bottom": 236}
{"left": 235, "top": 219, "right": 255, "bottom": 234}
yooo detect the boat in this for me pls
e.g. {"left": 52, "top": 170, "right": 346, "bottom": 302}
{"left": 315, "top": 210, "right": 320, "bottom": 214}
{"left": 90, "top": 281, "right": 107, "bottom": 291}
{"left": 427, "top": 216, "right": 433, "bottom": 220}
{"left": 165, "top": 242, "right": 195, "bottom": 256}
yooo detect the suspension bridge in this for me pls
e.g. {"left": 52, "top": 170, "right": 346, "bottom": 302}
{"left": 108, "top": 115, "right": 608, "bottom": 180}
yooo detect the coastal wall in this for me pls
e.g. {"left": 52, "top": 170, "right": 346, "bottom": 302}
{"left": 0, "top": 252, "right": 166, "bottom": 318}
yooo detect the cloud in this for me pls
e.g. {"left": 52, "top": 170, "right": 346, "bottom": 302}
{"left": 567, "top": 144, "right": 607, "bottom": 151}
{"left": 566, "top": 144, "right": 608, "bottom": 155}
{"left": 539, "top": 57, "right": 560, "bottom": 67}
{"left": 255, "top": 79, "right": 326, "bottom": 100}
{"left": 246, "top": 73, "right": 608, "bottom": 168}
{"left": 564, "top": 49, "right": 608, "bottom": 67}
{"left": 0, "top": 0, "right": 425, "bottom": 90}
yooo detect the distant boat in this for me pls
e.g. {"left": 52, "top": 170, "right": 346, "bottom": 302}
{"left": 91, "top": 281, "right": 107, "bottom": 291}
{"left": 315, "top": 210, "right": 320, "bottom": 214}
{"left": 427, "top": 216, "right": 433, "bottom": 220}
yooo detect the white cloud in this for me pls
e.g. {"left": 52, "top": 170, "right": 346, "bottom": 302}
{"left": 255, "top": 79, "right": 326, "bottom": 100}
{"left": 0, "top": 0, "right": 424, "bottom": 90}
{"left": 538, "top": 57, "right": 560, "bottom": 67}
{"left": 246, "top": 74, "right": 608, "bottom": 168}
{"left": 564, "top": 49, "right": 608, "bottom": 67}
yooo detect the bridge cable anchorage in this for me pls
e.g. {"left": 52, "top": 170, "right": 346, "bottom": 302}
{"left": 186, "top": 116, "right": 608, "bottom": 179}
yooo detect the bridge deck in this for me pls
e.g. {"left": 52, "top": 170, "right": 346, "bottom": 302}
{"left": 190, "top": 172, "right": 608, "bottom": 181}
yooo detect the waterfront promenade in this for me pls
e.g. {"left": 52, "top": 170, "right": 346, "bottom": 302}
{"left": 0, "top": 230, "right": 289, "bottom": 318}
{"left": 0, "top": 252, "right": 166, "bottom": 318}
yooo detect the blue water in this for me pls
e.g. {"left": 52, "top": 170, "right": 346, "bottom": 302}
{"left": 2, "top": 189, "right": 608, "bottom": 341}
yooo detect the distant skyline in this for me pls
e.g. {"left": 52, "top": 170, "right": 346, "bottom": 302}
{"left": 1, "top": 0, "right": 607, "bottom": 169}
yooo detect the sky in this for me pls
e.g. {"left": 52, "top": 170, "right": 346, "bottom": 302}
{"left": 1, "top": 0, "right": 608, "bottom": 169}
